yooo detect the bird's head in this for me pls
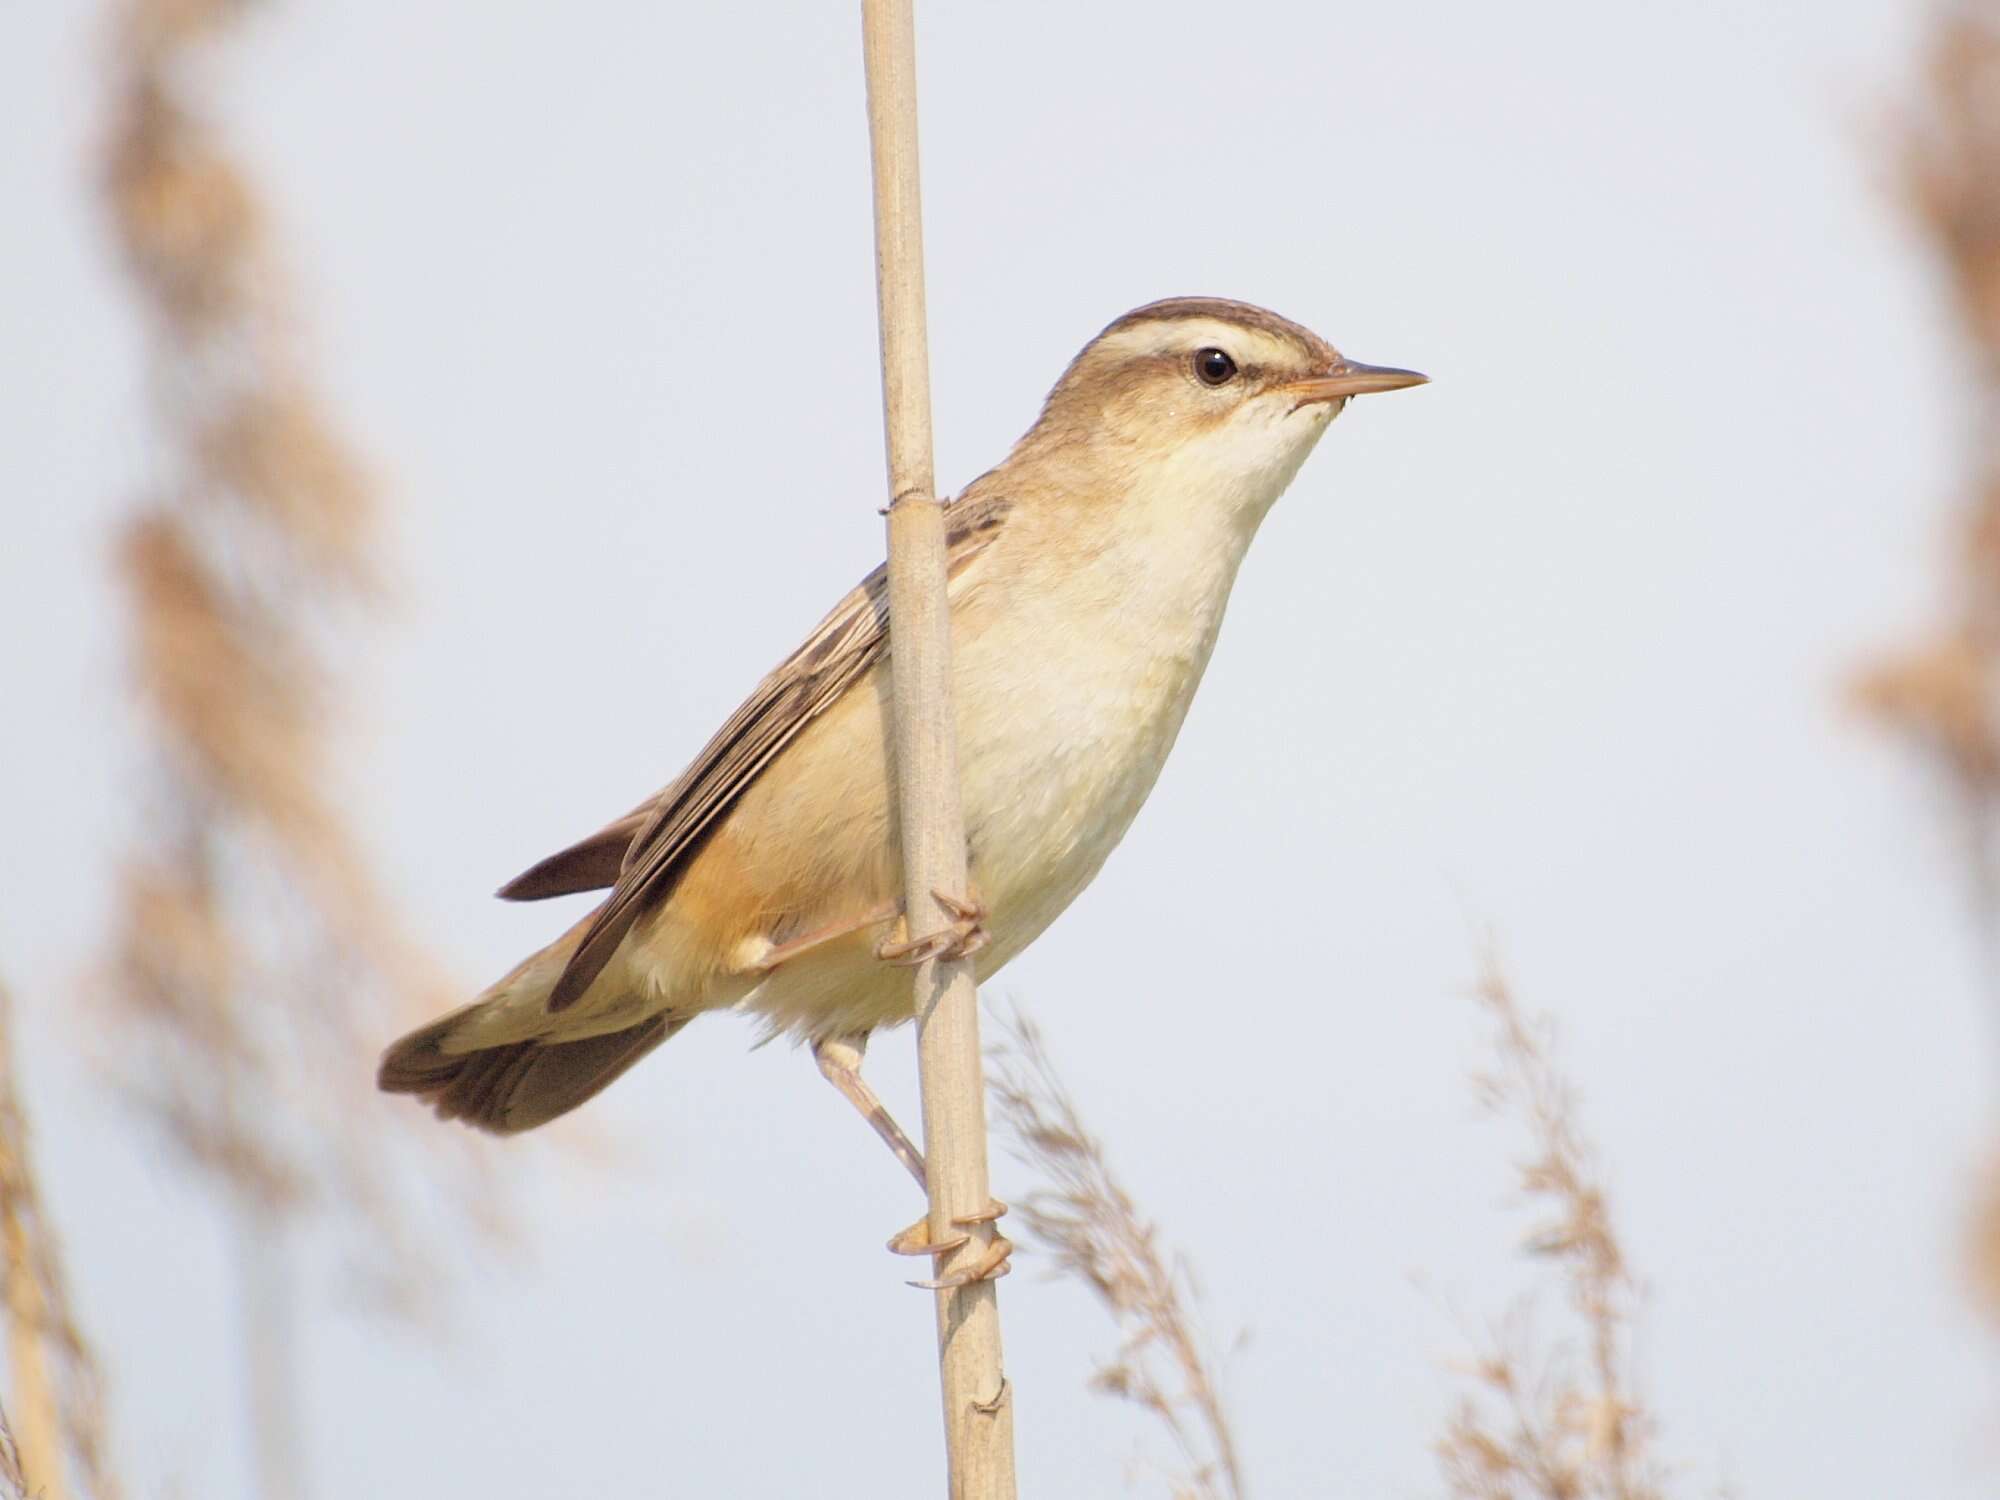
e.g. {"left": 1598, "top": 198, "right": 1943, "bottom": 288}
{"left": 1016, "top": 297, "right": 1426, "bottom": 532}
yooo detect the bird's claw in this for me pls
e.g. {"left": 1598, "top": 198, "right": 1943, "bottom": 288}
{"left": 913, "top": 1239, "right": 1012, "bottom": 1290}
{"left": 887, "top": 1218, "right": 967, "bottom": 1257}
{"left": 886, "top": 1200, "right": 1013, "bottom": 1288}
{"left": 875, "top": 889, "right": 989, "bottom": 966}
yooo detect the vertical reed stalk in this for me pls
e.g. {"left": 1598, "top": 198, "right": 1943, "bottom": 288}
{"left": 233, "top": 1199, "right": 303, "bottom": 1500}
{"left": 1, "top": 1169, "right": 61, "bottom": 1500}
{"left": 857, "top": 2, "right": 1017, "bottom": 1492}
{"left": 0, "top": 984, "right": 119, "bottom": 1500}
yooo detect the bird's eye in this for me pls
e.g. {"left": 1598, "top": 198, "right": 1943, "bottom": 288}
{"left": 1193, "top": 347, "right": 1238, "bottom": 386}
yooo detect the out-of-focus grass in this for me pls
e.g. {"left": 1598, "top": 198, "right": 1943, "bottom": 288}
{"left": 1434, "top": 958, "right": 1669, "bottom": 1500}
{"left": 991, "top": 960, "right": 1691, "bottom": 1500}
{"left": 0, "top": 981, "right": 118, "bottom": 1500}
{"left": 1847, "top": 1, "right": 2000, "bottom": 1326}
{"left": 988, "top": 1002, "right": 1244, "bottom": 1500}
{"left": 93, "top": 0, "right": 505, "bottom": 1493}
{"left": 1852, "top": 5, "right": 2000, "bottom": 922}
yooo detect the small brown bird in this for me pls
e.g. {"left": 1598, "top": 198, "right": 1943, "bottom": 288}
{"left": 380, "top": 297, "right": 1425, "bottom": 1154}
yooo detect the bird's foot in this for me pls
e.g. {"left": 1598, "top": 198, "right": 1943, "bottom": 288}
{"left": 887, "top": 1199, "right": 1013, "bottom": 1288}
{"left": 875, "top": 889, "right": 989, "bottom": 966}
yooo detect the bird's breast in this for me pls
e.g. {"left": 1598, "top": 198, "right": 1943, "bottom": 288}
{"left": 953, "top": 517, "right": 1244, "bottom": 965}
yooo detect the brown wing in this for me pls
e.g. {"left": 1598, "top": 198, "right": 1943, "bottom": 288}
{"left": 543, "top": 493, "right": 1011, "bottom": 1012}
{"left": 496, "top": 801, "right": 655, "bottom": 901}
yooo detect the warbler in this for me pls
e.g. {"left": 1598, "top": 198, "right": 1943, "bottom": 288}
{"left": 380, "top": 297, "right": 1426, "bottom": 1145}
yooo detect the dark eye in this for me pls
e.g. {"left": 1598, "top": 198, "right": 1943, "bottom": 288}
{"left": 1193, "top": 347, "right": 1238, "bottom": 386}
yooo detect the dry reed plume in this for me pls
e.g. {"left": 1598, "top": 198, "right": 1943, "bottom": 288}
{"left": 98, "top": 0, "right": 501, "bottom": 1490}
{"left": 1844, "top": 2, "right": 2000, "bottom": 1324}
{"left": 0, "top": 981, "right": 119, "bottom": 1500}
{"left": 987, "top": 1004, "right": 1243, "bottom": 1500}
{"left": 1435, "top": 960, "right": 1668, "bottom": 1500}
{"left": 1851, "top": 4, "right": 2000, "bottom": 912}
{"left": 988, "top": 981, "right": 1674, "bottom": 1500}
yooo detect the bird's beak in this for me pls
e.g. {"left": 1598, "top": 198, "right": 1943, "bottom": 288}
{"left": 1284, "top": 360, "right": 1429, "bottom": 410}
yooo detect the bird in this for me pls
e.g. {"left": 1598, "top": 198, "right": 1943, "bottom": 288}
{"left": 380, "top": 297, "right": 1425, "bottom": 1184}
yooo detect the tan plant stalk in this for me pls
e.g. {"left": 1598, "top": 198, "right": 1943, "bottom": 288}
{"left": 1435, "top": 959, "right": 1667, "bottom": 1500}
{"left": 0, "top": 983, "right": 121, "bottom": 1500}
{"left": 859, "top": 1, "right": 1017, "bottom": 1492}
{"left": 98, "top": 0, "right": 500, "bottom": 1492}
{"left": 988, "top": 1004, "right": 1243, "bottom": 1500}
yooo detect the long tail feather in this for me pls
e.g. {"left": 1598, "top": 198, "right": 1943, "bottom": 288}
{"left": 379, "top": 1012, "right": 684, "bottom": 1134}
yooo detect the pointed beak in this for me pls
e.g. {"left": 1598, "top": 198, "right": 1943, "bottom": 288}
{"left": 1284, "top": 359, "right": 1430, "bottom": 410}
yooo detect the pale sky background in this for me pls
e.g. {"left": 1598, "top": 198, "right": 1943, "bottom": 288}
{"left": 3, "top": 1, "right": 1993, "bottom": 1496}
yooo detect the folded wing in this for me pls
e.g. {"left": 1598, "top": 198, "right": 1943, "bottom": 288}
{"left": 515, "top": 493, "right": 1011, "bottom": 1012}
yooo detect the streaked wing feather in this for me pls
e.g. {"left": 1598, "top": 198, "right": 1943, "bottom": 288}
{"left": 496, "top": 801, "right": 656, "bottom": 901}
{"left": 545, "top": 494, "right": 1010, "bottom": 1011}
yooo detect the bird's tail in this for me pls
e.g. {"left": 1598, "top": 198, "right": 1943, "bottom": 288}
{"left": 377, "top": 912, "right": 684, "bottom": 1133}
{"left": 378, "top": 1010, "right": 681, "bottom": 1134}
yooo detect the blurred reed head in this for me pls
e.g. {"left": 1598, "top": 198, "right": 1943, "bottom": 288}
{"left": 1851, "top": 4, "right": 2000, "bottom": 873}
{"left": 96, "top": 0, "right": 504, "bottom": 1319}
{"left": 1846, "top": 0, "right": 2000, "bottom": 1335}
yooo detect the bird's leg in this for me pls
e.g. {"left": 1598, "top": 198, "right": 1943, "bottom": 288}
{"left": 811, "top": 1032, "right": 1012, "bottom": 1286}
{"left": 750, "top": 901, "right": 900, "bottom": 974}
{"left": 812, "top": 1033, "right": 927, "bottom": 1188}
{"left": 745, "top": 892, "right": 982, "bottom": 976}
{"left": 875, "top": 888, "right": 990, "bottom": 967}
